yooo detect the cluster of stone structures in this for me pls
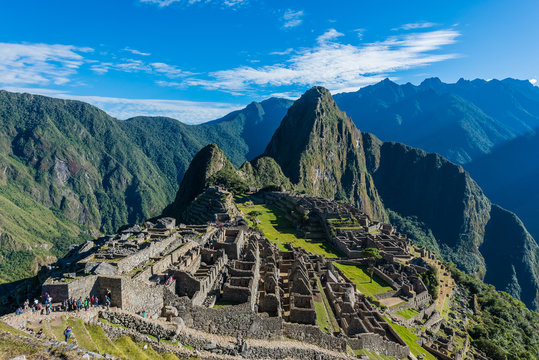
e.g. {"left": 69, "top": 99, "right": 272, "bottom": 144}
{"left": 262, "top": 191, "right": 431, "bottom": 310}
{"left": 41, "top": 190, "right": 445, "bottom": 358}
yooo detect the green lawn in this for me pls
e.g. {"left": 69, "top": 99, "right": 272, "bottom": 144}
{"left": 86, "top": 323, "right": 126, "bottom": 359}
{"left": 67, "top": 318, "right": 99, "bottom": 352}
{"left": 333, "top": 262, "right": 393, "bottom": 297}
{"left": 114, "top": 336, "right": 152, "bottom": 360}
{"left": 396, "top": 308, "right": 420, "bottom": 320}
{"left": 316, "top": 277, "right": 340, "bottom": 333}
{"left": 213, "top": 299, "right": 240, "bottom": 309}
{"left": 314, "top": 301, "right": 331, "bottom": 333}
{"left": 384, "top": 317, "right": 436, "bottom": 360}
{"left": 236, "top": 199, "right": 340, "bottom": 258}
{"left": 354, "top": 348, "right": 397, "bottom": 360}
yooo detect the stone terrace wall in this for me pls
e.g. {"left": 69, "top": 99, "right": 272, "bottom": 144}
{"left": 116, "top": 235, "right": 180, "bottom": 274}
{"left": 121, "top": 277, "right": 164, "bottom": 317}
{"left": 349, "top": 332, "right": 409, "bottom": 359}
{"left": 282, "top": 323, "right": 347, "bottom": 352}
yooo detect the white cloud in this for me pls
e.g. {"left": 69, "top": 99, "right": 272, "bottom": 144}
{"left": 123, "top": 47, "right": 151, "bottom": 56}
{"left": 0, "top": 42, "right": 92, "bottom": 85}
{"left": 282, "top": 9, "right": 304, "bottom": 28}
{"left": 91, "top": 59, "right": 190, "bottom": 78}
{"left": 317, "top": 29, "right": 344, "bottom": 44}
{"left": 189, "top": 29, "right": 460, "bottom": 93}
{"left": 393, "top": 22, "right": 438, "bottom": 31}
{"left": 530, "top": 78, "right": 537, "bottom": 86}
{"left": 270, "top": 48, "right": 294, "bottom": 56}
{"left": 139, "top": 0, "right": 247, "bottom": 7}
{"left": 1, "top": 86, "right": 241, "bottom": 124}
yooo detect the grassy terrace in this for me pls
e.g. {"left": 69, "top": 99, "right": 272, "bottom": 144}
{"left": 383, "top": 317, "right": 436, "bottom": 360}
{"left": 354, "top": 348, "right": 397, "bottom": 359}
{"left": 314, "top": 277, "right": 340, "bottom": 334}
{"left": 333, "top": 262, "right": 393, "bottom": 297}
{"left": 396, "top": 308, "right": 420, "bottom": 320}
{"left": 236, "top": 197, "right": 341, "bottom": 258}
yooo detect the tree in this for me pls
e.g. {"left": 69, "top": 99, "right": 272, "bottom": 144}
{"left": 362, "top": 248, "right": 382, "bottom": 283}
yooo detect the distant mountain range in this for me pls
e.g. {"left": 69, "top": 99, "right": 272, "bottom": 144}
{"left": 0, "top": 79, "right": 538, "bottom": 310}
{"left": 334, "top": 77, "right": 539, "bottom": 164}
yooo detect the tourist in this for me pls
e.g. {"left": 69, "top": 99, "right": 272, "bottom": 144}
{"left": 157, "top": 335, "right": 161, "bottom": 344}
{"left": 84, "top": 297, "right": 89, "bottom": 311}
{"left": 15, "top": 307, "right": 23, "bottom": 315}
{"left": 23, "top": 299, "right": 29, "bottom": 310}
{"left": 46, "top": 302, "right": 51, "bottom": 315}
{"left": 64, "top": 326, "right": 71, "bottom": 342}
{"left": 142, "top": 310, "right": 146, "bottom": 318}
{"left": 94, "top": 296, "right": 99, "bottom": 307}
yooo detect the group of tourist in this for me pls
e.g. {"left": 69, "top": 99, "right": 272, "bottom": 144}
{"left": 14, "top": 292, "right": 112, "bottom": 316}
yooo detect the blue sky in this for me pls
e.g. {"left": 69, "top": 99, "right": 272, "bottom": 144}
{"left": 0, "top": 0, "right": 537, "bottom": 123}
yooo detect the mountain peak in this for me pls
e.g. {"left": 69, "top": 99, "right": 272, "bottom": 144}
{"left": 163, "top": 143, "right": 233, "bottom": 220}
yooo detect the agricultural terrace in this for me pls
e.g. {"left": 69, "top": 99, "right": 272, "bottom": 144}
{"left": 333, "top": 262, "right": 393, "bottom": 297}
{"left": 236, "top": 197, "right": 341, "bottom": 258}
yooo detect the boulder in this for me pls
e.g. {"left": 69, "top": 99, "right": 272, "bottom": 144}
{"left": 162, "top": 306, "right": 178, "bottom": 320}
{"left": 77, "top": 241, "right": 94, "bottom": 255}
{"left": 83, "top": 262, "right": 98, "bottom": 275}
{"left": 93, "top": 262, "right": 119, "bottom": 276}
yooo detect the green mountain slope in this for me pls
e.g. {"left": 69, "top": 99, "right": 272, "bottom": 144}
{"left": 0, "top": 91, "right": 290, "bottom": 284}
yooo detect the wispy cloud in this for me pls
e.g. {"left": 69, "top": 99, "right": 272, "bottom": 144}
{"left": 0, "top": 42, "right": 92, "bottom": 85}
{"left": 282, "top": 9, "right": 304, "bottom": 28}
{"left": 1, "top": 86, "right": 241, "bottom": 124}
{"left": 270, "top": 48, "right": 294, "bottom": 56}
{"left": 393, "top": 22, "right": 438, "bottom": 31}
{"left": 317, "top": 29, "right": 344, "bottom": 44}
{"left": 189, "top": 28, "right": 460, "bottom": 93}
{"left": 90, "top": 59, "right": 190, "bottom": 78}
{"left": 139, "top": 0, "right": 247, "bottom": 8}
{"left": 123, "top": 47, "right": 151, "bottom": 56}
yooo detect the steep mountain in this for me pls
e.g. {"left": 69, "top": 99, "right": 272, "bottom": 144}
{"left": 334, "top": 77, "right": 539, "bottom": 164}
{"left": 263, "top": 86, "right": 387, "bottom": 221}
{"left": 0, "top": 90, "right": 290, "bottom": 283}
{"left": 466, "top": 129, "right": 539, "bottom": 241}
{"left": 162, "top": 143, "right": 242, "bottom": 220}
{"left": 0, "top": 91, "right": 174, "bottom": 280}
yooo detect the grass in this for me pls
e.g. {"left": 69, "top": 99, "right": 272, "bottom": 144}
{"left": 86, "top": 323, "right": 126, "bottom": 359}
{"left": 213, "top": 299, "right": 240, "bottom": 308}
{"left": 384, "top": 317, "right": 436, "bottom": 360}
{"left": 354, "top": 348, "right": 397, "bottom": 359}
{"left": 0, "top": 321, "right": 27, "bottom": 337}
{"left": 67, "top": 318, "right": 98, "bottom": 352}
{"left": 138, "top": 342, "right": 165, "bottom": 359}
{"left": 314, "top": 301, "right": 331, "bottom": 333}
{"left": 315, "top": 277, "right": 340, "bottom": 333}
{"left": 396, "top": 308, "right": 420, "bottom": 320}
{"left": 0, "top": 333, "right": 40, "bottom": 359}
{"left": 333, "top": 262, "right": 393, "bottom": 297}
{"left": 49, "top": 316, "right": 72, "bottom": 343}
{"left": 114, "top": 336, "right": 152, "bottom": 360}
{"left": 236, "top": 198, "right": 340, "bottom": 258}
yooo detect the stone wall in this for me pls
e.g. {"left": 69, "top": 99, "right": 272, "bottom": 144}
{"left": 349, "top": 332, "right": 409, "bottom": 359}
{"left": 116, "top": 236, "right": 180, "bottom": 274}
{"left": 121, "top": 277, "right": 164, "bottom": 317}
{"left": 283, "top": 323, "right": 348, "bottom": 352}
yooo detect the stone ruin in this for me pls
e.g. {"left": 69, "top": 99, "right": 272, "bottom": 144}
{"left": 39, "top": 189, "right": 446, "bottom": 359}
